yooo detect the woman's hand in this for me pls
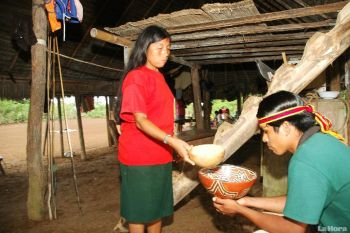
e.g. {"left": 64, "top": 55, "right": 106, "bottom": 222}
{"left": 116, "top": 124, "right": 121, "bottom": 135}
{"left": 212, "top": 197, "right": 242, "bottom": 216}
{"left": 167, "top": 137, "right": 195, "bottom": 165}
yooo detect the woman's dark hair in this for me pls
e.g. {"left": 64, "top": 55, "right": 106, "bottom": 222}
{"left": 114, "top": 25, "right": 171, "bottom": 124}
{"left": 256, "top": 90, "right": 316, "bottom": 132}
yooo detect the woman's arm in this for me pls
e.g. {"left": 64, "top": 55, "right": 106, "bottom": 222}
{"left": 213, "top": 197, "right": 307, "bottom": 233}
{"left": 134, "top": 112, "right": 194, "bottom": 165}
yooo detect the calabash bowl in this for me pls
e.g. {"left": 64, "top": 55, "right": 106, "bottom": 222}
{"left": 189, "top": 144, "right": 224, "bottom": 168}
{"left": 198, "top": 164, "right": 257, "bottom": 199}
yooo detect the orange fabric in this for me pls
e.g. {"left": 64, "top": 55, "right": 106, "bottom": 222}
{"left": 45, "top": 0, "right": 61, "bottom": 32}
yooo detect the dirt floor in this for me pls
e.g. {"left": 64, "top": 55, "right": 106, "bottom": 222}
{"left": 0, "top": 119, "right": 262, "bottom": 233}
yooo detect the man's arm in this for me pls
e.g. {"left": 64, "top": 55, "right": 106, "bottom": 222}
{"left": 213, "top": 197, "right": 307, "bottom": 233}
{"left": 238, "top": 196, "right": 286, "bottom": 213}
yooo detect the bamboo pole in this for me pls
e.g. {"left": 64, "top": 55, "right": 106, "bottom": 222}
{"left": 27, "top": 0, "right": 47, "bottom": 221}
{"left": 57, "top": 97, "right": 65, "bottom": 158}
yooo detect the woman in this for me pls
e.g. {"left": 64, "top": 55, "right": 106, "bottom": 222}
{"left": 116, "top": 25, "right": 194, "bottom": 233}
{"left": 213, "top": 91, "right": 350, "bottom": 233}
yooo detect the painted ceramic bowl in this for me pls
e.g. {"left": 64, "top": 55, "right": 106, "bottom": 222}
{"left": 198, "top": 164, "right": 257, "bottom": 199}
{"left": 189, "top": 144, "right": 224, "bottom": 168}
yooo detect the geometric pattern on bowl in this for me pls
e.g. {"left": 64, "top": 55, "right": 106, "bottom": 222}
{"left": 198, "top": 164, "right": 257, "bottom": 199}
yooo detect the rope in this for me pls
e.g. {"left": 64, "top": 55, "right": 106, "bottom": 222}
{"left": 54, "top": 36, "right": 83, "bottom": 214}
{"left": 305, "top": 91, "right": 349, "bottom": 142}
{"left": 46, "top": 49, "right": 123, "bottom": 72}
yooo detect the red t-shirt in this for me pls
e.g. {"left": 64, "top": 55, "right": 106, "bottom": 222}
{"left": 118, "top": 66, "right": 174, "bottom": 165}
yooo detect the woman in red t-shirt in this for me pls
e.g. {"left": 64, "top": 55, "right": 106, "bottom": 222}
{"left": 115, "top": 25, "right": 194, "bottom": 233}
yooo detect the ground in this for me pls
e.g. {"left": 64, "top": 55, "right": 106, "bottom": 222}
{"left": 0, "top": 119, "right": 262, "bottom": 233}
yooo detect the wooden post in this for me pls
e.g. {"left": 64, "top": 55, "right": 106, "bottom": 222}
{"left": 191, "top": 65, "right": 204, "bottom": 129}
{"left": 57, "top": 97, "right": 64, "bottom": 157}
{"left": 105, "top": 96, "right": 113, "bottom": 147}
{"left": 202, "top": 69, "right": 211, "bottom": 129}
{"left": 327, "top": 58, "right": 341, "bottom": 91}
{"left": 346, "top": 57, "right": 350, "bottom": 145}
{"left": 237, "top": 91, "right": 242, "bottom": 115}
{"left": 108, "top": 96, "right": 118, "bottom": 145}
{"left": 75, "top": 96, "right": 87, "bottom": 160}
{"left": 27, "top": 0, "right": 47, "bottom": 221}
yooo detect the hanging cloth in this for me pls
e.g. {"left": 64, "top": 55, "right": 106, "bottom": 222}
{"left": 45, "top": 0, "right": 61, "bottom": 32}
{"left": 55, "top": 0, "right": 83, "bottom": 40}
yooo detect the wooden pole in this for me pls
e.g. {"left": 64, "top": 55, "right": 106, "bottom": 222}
{"left": 326, "top": 58, "right": 341, "bottom": 91}
{"left": 105, "top": 96, "right": 112, "bottom": 147}
{"left": 202, "top": 69, "right": 211, "bottom": 129}
{"left": 75, "top": 96, "right": 87, "bottom": 160}
{"left": 57, "top": 97, "right": 64, "bottom": 158}
{"left": 27, "top": 0, "right": 47, "bottom": 221}
{"left": 346, "top": 56, "right": 350, "bottom": 145}
{"left": 237, "top": 91, "right": 242, "bottom": 115}
{"left": 108, "top": 96, "right": 118, "bottom": 145}
{"left": 191, "top": 65, "right": 204, "bottom": 130}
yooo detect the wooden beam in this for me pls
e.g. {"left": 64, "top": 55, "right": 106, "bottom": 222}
{"left": 169, "top": 55, "right": 194, "bottom": 67}
{"left": 198, "top": 55, "right": 302, "bottom": 65}
{"left": 90, "top": 28, "right": 133, "bottom": 47}
{"left": 171, "top": 31, "right": 316, "bottom": 50}
{"left": 176, "top": 45, "right": 305, "bottom": 57}
{"left": 184, "top": 50, "right": 303, "bottom": 61}
{"left": 293, "top": 0, "right": 330, "bottom": 20}
{"left": 171, "top": 20, "right": 335, "bottom": 42}
{"left": 167, "top": 2, "right": 347, "bottom": 34}
{"left": 90, "top": 28, "right": 193, "bottom": 68}
{"left": 172, "top": 39, "right": 307, "bottom": 56}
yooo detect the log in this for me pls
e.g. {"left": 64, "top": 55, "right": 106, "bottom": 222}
{"left": 27, "top": 0, "right": 47, "bottom": 221}
{"left": 173, "top": 2, "right": 350, "bottom": 205}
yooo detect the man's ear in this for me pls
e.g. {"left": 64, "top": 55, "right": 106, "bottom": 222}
{"left": 281, "top": 121, "right": 291, "bottom": 136}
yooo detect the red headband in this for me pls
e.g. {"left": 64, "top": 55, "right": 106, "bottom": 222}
{"left": 258, "top": 105, "right": 344, "bottom": 141}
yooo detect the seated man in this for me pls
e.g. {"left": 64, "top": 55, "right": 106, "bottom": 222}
{"left": 213, "top": 91, "right": 350, "bottom": 233}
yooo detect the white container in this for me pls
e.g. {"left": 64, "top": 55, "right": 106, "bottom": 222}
{"left": 318, "top": 91, "right": 339, "bottom": 99}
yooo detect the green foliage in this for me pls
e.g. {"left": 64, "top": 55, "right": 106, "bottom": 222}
{"left": 0, "top": 99, "right": 30, "bottom": 124}
{"left": 0, "top": 98, "right": 107, "bottom": 124}
{"left": 184, "top": 99, "right": 239, "bottom": 119}
{"left": 82, "top": 104, "right": 106, "bottom": 118}
{"left": 1, "top": 97, "right": 240, "bottom": 124}
{"left": 211, "top": 99, "right": 238, "bottom": 118}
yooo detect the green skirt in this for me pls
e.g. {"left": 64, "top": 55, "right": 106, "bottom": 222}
{"left": 119, "top": 162, "right": 173, "bottom": 223}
